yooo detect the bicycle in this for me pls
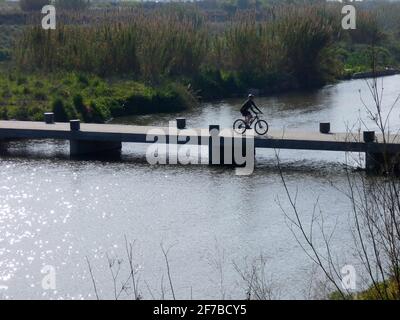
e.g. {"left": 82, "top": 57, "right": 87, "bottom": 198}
{"left": 233, "top": 112, "right": 269, "bottom": 135}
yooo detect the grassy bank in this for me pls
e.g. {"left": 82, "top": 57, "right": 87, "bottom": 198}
{"left": 0, "top": 71, "right": 197, "bottom": 123}
{"left": 329, "top": 276, "right": 400, "bottom": 300}
{"left": 1, "top": 1, "right": 400, "bottom": 122}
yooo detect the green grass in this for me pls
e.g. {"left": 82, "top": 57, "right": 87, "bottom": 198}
{"left": 1, "top": 1, "right": 400, "bottom": 121}
{"left": 0, "top": 71, "right": 197, "bottom": 122}
{"left": 335, "top": 43, "right": 397, "bottom": 76}
{"left": 329, "top": 276, "right": 400, "bottom": 300}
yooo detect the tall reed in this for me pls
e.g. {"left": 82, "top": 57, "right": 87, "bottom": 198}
{"left": 13, "top": 3, "right": 388, "bottom": 90}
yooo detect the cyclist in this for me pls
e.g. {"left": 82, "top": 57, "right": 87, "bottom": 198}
{"left": 240, "top": 94, "right": 262, "bottom": 128}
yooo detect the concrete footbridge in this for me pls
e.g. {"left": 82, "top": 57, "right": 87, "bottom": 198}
{"left": 1, "top": 117, "right": 400, "bottom": 172}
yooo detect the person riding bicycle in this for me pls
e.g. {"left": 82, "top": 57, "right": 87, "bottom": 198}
{"left": 240, "top": 94, "right": 262, "bottom": 128}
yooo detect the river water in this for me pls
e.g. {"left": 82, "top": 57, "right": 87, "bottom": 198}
{"left": 0, "top": 75, "right": 399, "bottom": 299}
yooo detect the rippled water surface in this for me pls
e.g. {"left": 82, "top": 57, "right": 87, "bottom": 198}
{"left": 1, "top": 75, "right": 399, "bottom": 299}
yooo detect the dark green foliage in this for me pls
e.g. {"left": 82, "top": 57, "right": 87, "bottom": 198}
{"left": 0, "top": 72, "right": 197, "bottom": 122}
{"left": 55, "top": 0, "right": 89, "bottom": 11}
{"left": 0, "top": 106, "right": 8, "bottom": 120}
{"left": 89, "top": 101, "right": 107, "bottom": 123}
{"left": 52, "top": 98, "right": 69, "bottom": 122}
{"left": 73, "top": 93, "right": 90, "bottom": 121}
{"left": 1, "top": 1, "right": 399, "bottom": 113}
{"left": 19, "top": 0, "right": 50, "bottom": 11}
{"left": 0, "top": 25, "right": 22, "bottom": 62}
{"left": 0, "top": 49, "right": 10, "bottom": 62}
{"left": 193, "top": 69, "right": 243, "bottom": 99}
{"left": 14, "top": 5, "right": 340, "bottom": 95}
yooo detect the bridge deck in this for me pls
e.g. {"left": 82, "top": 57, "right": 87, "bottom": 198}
{"left": 1, "top": 120, "right": 400, "bottom": 153}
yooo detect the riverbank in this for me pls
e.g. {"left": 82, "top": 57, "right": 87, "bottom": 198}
{"left": 1, "top": 67, "right": 398, "bottom": 124}
{"left": 0, "top": 71, "right": 198, "bottom": 123}
{"left": 351, "top": 68, "right": 400, "bottom": 80}
{"left": 2, "top": 2, "right": 400, "bottom": 122}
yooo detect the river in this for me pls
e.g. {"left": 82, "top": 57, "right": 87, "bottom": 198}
{"left": 0, "top": 75, "right": 399, "bottom": 299}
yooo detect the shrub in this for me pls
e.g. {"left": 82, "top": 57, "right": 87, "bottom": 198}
{"left": 73, "top": 93, "right": 89, "bottom": 121}
{"left": 0, "top": 49, "right": 10, "bottom": 62}
{"left": 0, "top": 107, "right": 8, "bottom": 120}
{"left": 8, "top": 104, "right": 30, "bottom": 120}
{"left": 52, "top": 98, "right": 69, "bottom": 122}
{"left": 89, "top": 100, "right": 110, "bottom": 123}
{"left": 20, "top": 0, "right": 50, "bottom": 11}
{"left": 55, "top": 0, "right": 89, "bottom": 10}
{"left": 33, "top": 90, "right": 47, "bottom": 101}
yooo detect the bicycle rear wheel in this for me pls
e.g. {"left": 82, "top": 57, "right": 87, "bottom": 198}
{"left": 233, "top": 119, "right": 247, "bottom": 134}
{"left": 255, "top": 120, "right": 269, "bottom": 135}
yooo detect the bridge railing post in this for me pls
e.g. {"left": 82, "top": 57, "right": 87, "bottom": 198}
{"left": 70, "top": 120, "right": 80, "bottom": 131}
{"left": 319, "top": 122, "right": 330, "bottom": 134}
{"left": 0, "top": 140, "right": 6, "bottom": 154}
{"left": 176, "top": 118, "right": 186, "bottom": 130}
{"left": 44, "top": 112, "right": 54, "bottom": 124}
{"left": 363, "top": 131, "right": 384, "bottom": 173}
{"left": 363, "top": 131, "right": 375, "bottom": 143}
{"left": 69, "top": 118, "right": 122, "bottom": 157}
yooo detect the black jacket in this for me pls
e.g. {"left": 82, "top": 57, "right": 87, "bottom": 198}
{"left": 240, "top": 99, "right": 261, "bottom": 114}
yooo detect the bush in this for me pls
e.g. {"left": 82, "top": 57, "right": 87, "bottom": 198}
{"left": 0, "top": 49, "right": 10, "bottom": 62}
{"left": 20, "top": 0, "right": 50, "bottom": 11}
{"left": 52, "top": 98, "right": 69, "bottom": 122}
{"left": 8, "top": 105, "right": 30, "bottom": 120}
{"left": 122, "top": 83, "right": 196, "bottom": 115}
{"left": 0, "top": 72, "right": 196, "bottom": 122}
{"left": 89, "top": 100, "right": 110, "bottom": 123}
{"left": 33, "top": 90, "right": 47, "bottom": 101}
{"left": 73, "top": 93, "right": 89, "bottom": 121}
{"left": 0, "top": 107, "right": 8, "bottom": 120}
{"left": 55, "top": 0, "right": 89, "bottom": 10}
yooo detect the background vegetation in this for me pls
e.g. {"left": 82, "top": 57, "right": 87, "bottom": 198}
{"left": 0, "top": 71, "right": 197, "bottom": 122}
{"left": 1, "top": 0, "right": 400, "bottom": 122}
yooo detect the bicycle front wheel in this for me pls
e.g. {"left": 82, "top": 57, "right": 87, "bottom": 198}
{"left": 255, "top": 120, "right": 269, "bottom": 135}
{"left": 233, "top": 119, "right": 247, "bottom": 134}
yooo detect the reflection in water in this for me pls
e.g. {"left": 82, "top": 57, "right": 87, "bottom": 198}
{"left": 0, "top": 76, "right": 399, "bottom": 299}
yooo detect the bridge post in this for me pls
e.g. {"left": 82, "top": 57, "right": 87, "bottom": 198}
{"left": 365, "top": 151, "right": 384, "bottom": 173}
{"left": 69, "top": 120, "right": 122, "bottom": 157}
{"left": 365, "top": 151, "right": 400, "bottom": 174}
{"left": 364, "top": 131, "right": 400, "bottom": 174}
{"left": 70, "top": 119, "right": 80, "bottom": 131}
{"left": 70, "top": 140, "right": 122, "bottom": 157}
{"left": 44, "top": 112, "right": 54, "bottom": 124}
{"left": 364, "top": 131, "right": 383, "bottom": 173}
{"left": 0, "top": 139, "right": 6, "bottom": 154}
{"left": 176, "top": 118, "right": 186, "bottom": 130}
{"left": 320, "top": 122, "right": 330, "bottom": 134}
